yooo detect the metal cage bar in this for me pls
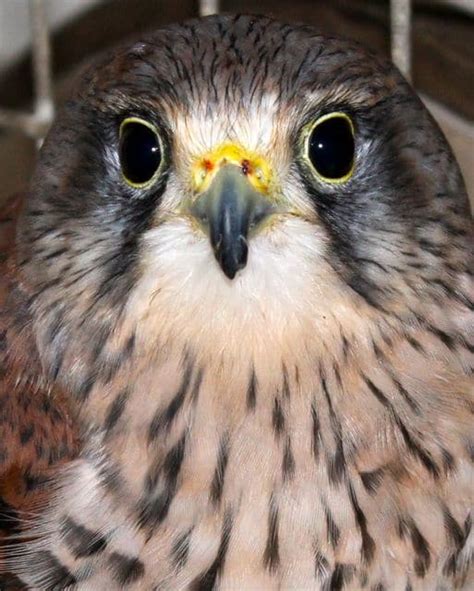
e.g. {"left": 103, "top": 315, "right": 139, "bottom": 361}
{"left": 0, "top": 0, "right": 54, "bottom": 140}
{"left": 390, "top": 0, "right": 412, "bottom": 81}
{"left": 199, "top": 0, "right": 219, "bottom": 16}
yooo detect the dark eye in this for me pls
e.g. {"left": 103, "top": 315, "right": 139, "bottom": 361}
{"left": 119, "top": 118, "right": 162, "bottom": 187}
{"left": 306, "top": 113, "right": 355, "bottom": 182}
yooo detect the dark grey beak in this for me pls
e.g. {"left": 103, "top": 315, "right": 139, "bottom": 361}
{"left": 190, "top": 165, "right": 275, "bottom": 279}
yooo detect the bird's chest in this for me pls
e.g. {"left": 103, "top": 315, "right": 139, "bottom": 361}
{"left": 12, "top": 352, "right": 472, "bottom": 590}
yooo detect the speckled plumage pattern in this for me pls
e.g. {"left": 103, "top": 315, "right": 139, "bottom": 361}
{"left": 0, "top": 14, "right": 473, "bottom": 591}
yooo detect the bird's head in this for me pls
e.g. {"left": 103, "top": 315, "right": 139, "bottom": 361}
{"left": 18, "top": 15, "right": 469, "bottom": 394}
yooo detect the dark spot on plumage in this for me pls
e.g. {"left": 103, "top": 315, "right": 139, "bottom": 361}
{"left": 272, "top": 396, "right": 285, "bottom": 437}
{"left": 210, "top": 434, "right": 229, "bottom": 506}
{"left": 397, "top": 517, "right": 408, "bottom": 540}
{"left": 348, "top": 483, "right": 375, "bottom": 565}
{"left": 325, "top": 506, "right": 340, "bottom": 549}
{"left": 341, "top": 334, "right": 350, "bottom": 360}
{"left": 346, "top": 273, "right": 386, "bottom": 311}
{"left": 333, "top": 361, "right": 342, "bottom": 387}
{"left": 405, "top": 583, "right": 413, "bottom": 591}
{"left": 443, "top": 507, "right": 466, "bottom": 550}
{"left": 33, "top": 551, "right": 77, "bottom": 589}
{"left": 41, "top": 310, "right": 67, "bottom": 364}
{"left": 328, "top": 563, "right": 355, "bottom": 591}
{"left": 0, "top": 496, "right": 20, "bottom": 534}
{"left": 190, "top": 510, "right": 232, "bottom": 591}
{"left": 49, "top": 346, "right": 65, "bottom": 381}
{"left": 360, "top": 468, "right": 384, "bottom": 495}
{"left": 62, "top": 517, "right": 107, "bottom": 558}
{"left": 363, "top": 376, "right": 440, "bottom": 478}
{"left": 294, "top": 364, "right": 300, "bottom": 386}
{"left": 50, "top": 405, "right": 65, "bottom": 425}
{"left": 282, "top": 437, "right": 295, "bottom": 482}
{"left": 371, "top": 584, "right": 385, "bottom": 591}
{"left": 359, "top": 571, "right": 370, "bottom": 588}
{"left": 182, "top": 367, "right": 201, "bottom": 405}
{"left": 19, "top": 424, "right": 34, "bottom": 445}
{"left": 464, "top": 513, "right": 472, "bottom": 538}
{"left": 314, "top": 549, "right": 329, "bottom": 579}
{"left": 41, "top": 396, "right": 51, "bottom": 414}
{"left": 321, "top": 375, "right": 347, "bottom": 484}
{"left": 417, "top": 237, "right": 445, "bottom": 257}
{"left": 137, "top": 492, "right": 172, "bottom": 533}
{"left": 109, "top": 552, "right": 145, "bottom": 585}
{"left": 311, "top": 403, "right": 322, "bottom": 461}
{"left": 139, "top": 434, "right": 186, "bottom": 529}
{"left": 432, "top": 278, "right": 473, "bottom": 310}
{"left": 35, "top": 442, "right": 45, "bottom": 459}
{"left": 0, "top": 329, "right": 6, "bottom": 352}
{"left": 263, "top": 495, "right": 280, "bottom": 573}
{"left": 371, "top": 339, "right": 384, "bottom": 362}
{"left": 466, "top": 440, "right": 474, "bottom": 462}
{"left": 46, "top": 441, "right": 71, "bottom": 465}
{"left": 43, "top": 246, "right": 69, "bottom": 261}
{"left": 104, "top": 388, "right": 129, "bottom": 434}
{"left": 0, "top": 573, "right": 27, "bottom": 590}
{"left": 393, "top": 415, "right": 440, "bottom": 479}
{"left": 427, "top": 324, "right": 456, "bottom": 350}
{"left": 402, "top": 518, "right": 430, "bottom": 578}
{"left": 146, "top": 433, "right": 187, "bottom": 494}
{"left": 102, "top": 356, "right": 122, "bottom": 385}
{"left": 122, "top": 332, "right": 136, "bottom": 359}
{"left": 91, "top": 228, "right": 150, "bottom": 313}
{"left": 171, "top": 528, "right": 193, "bottom": 570}
{"left": 90, "top": 324, "right": 112, "bottom": 361}
{"left": 97, "top": 458, "right": 123, "bottom": 495}
{"left": 23, "top": 470, "right": 49, "bottom": 492}
{"left": 76, "top": 372, "right": 95, "bottom": 402}
{"left": 163, "top": 434, "right": 187, "bottom": 480}
{"left": 443, "top": 553, "right": 458, "bottom": 578}
{"left": 282, "top": 364, "right": 290, "bottom": 399}
{"left": 246, "top": 367, "right": 257, "bottom": 411}
{"left": 363, "top": 376, "right": 390, "bottom": 408}
{"left": 390, "top": 376, "right": 420, "bottom": 414}
{"left": 441, "top": 448, "right": 456, "bottom": 474}
{"left": 27, "top": 277, "right": 62, "bottom": 307}
{"left": 328, "top": 439, "right": 346, "bottom": 486}
{"left": 148, "top": 360, "right": 193, "bottom": 441}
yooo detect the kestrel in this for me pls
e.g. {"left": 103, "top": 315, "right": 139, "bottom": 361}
{"left": 0, "top": 14, "right": 472, "bottom": 591}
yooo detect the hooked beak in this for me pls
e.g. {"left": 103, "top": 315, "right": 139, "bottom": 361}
{"left": 189, "top": 165, "right": 276, "bottom": 279}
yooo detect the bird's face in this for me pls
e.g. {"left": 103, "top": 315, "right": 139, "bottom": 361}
{"left": 19, "top": 16, "right": 468, "bottom": 389}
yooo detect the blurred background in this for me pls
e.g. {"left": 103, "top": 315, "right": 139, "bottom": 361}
{"left": 0, "top": 0, "right": 472, "bottom": 205}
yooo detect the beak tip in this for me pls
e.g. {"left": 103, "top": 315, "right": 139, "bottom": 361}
{"left": 218, "top": 235, "right": 248, "bottom": 280}
{"left": 223, "top": 268, "right": 238, "bottom": 280}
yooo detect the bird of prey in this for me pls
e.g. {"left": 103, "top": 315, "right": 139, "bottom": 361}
{"left": 0, "top": 13, "right": 472, "bottom": 591}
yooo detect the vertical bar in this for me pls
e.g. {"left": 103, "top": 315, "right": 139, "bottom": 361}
{"left": 29, "top": 0, "right": 54, "bottom": 139}
{"left": 199, "top": 0, "right": 219, "bottom": 17}
{"left": 390, "top": 0, "right": 412, "bottom": 82}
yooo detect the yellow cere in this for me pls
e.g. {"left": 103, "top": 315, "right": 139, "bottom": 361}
{"left": 191, "top": 143, "right": 273, "bottom": 196}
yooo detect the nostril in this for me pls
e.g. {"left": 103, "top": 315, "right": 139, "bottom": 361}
{"left": 249, "top": 201, "right": 274, "bottom": 230}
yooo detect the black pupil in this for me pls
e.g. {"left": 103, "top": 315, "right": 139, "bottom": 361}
{"left": 308, "top": 116, "right": 354, "bottom": 180}
{"left": 120, "top": 121, "right": 161, "bottom": 185}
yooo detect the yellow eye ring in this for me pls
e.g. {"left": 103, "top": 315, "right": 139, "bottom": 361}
{"left": 119, "top": 117, "right": 164, "bottom": 189}
{"left": 303, "top": 112, "right": 355, "bottom": 185}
